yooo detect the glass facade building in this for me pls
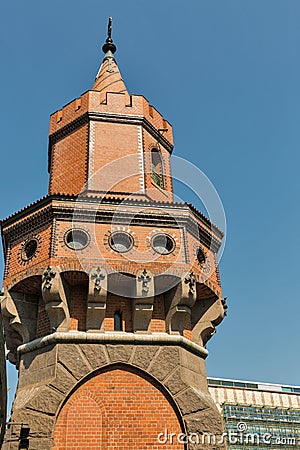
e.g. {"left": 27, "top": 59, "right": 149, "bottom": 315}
{"left": 208, "top": 378, "right": 300, "bottom": 449}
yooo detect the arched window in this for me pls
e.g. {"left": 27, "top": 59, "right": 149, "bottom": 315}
{"left": 151, "top": 148, "right": 165, "bottom": 189}
{"left": 114, "top": 310, "right": 123, "bottom": 331}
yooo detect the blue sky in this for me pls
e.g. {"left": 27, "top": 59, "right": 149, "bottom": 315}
{"left": 1, "top": 0, "right": 300, "bottom": 409}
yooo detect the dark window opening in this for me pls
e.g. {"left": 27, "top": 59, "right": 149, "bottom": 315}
{"left": 22, "top": 239, "right": 38, "bottom": 261}
{"left": 114, "top": 310, "right": 123, "bottom": 331}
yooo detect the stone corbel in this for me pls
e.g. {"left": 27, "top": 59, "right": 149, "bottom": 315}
{"left": 41, "top": 266, "right": 70, "bottom": 332}
{"left": 0, "top": 289, "right": 29, "bottom": 364}
{"left": 165, "top": 272, "right": 197, "bottom": 335}
{"left": 87, "top": 267, "right": 107, "bottom": 331}
{"left": 134, "top": 270, "right": 154, "bottom": 332}
{"left": 191, "top": 297, "right": 226, "bottom": 346}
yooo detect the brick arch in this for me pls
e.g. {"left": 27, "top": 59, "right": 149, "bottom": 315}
{"left": 53, "top": 364, "right": 186, "bottom": 450}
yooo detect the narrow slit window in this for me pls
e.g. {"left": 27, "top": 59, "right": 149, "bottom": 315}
{"left": 151, "top": 148, "right": 165, "bottom": 189}
{"left": 114, "top": 310, "right": 123, "bottom": 331}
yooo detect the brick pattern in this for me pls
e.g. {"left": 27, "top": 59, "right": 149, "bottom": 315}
{"left": 49, "top": 124, "right": 88, "bottom": 195}
{"left": 69, "top": 284, "right": 88, "bottom": 331}
{"left": 36, "top": 295, "right": 51, "bottom": 337}
{"left": 150, "top": 294, "right": 166, "bottom": 332}
{"left": 6, "top": 225, "right": 52, "bottom": 281}
{"left": 53, "top": 368, "right": 184, "bottom": 450}
{"left": 104, "top": 294, "right": 133, "bottom": 332}
{"left": 91, "top": 121, "right": 142, "bottom": 194}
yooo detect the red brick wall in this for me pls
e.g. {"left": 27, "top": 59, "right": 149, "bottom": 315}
{"left": 90, "top": 121, "right": 142, "bottom": 194}
{"left": 5, "top": 224, "right": 52, "bottom": 281}
{"left": 104, "top": 294, "right": 133, "bottom": 332}
{"left": 49, "top": 124, "right": 88, "bottom": 195}
{"left": 36, "top": 295, "right": 51, "bottom": 337}
{"left": 69, "top": 284, "right": 88, "bottom": 331}
{"left": 53, "top": 367, "right": 184, "bottom": 450}
{"left": 150, "top": 294, "right": 166, "bottom": 332}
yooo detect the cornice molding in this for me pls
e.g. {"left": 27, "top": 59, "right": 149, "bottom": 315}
{"left": 1, "top": 196, "right": 222, "bottom": 252}
{"left": 18, "top": 331, "right": 209, "bottom": 358}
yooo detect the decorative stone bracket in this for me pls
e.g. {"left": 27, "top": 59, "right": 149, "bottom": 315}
{"left": 134, "top": 270, "right": 155, "bottom": 332}
{"left": 191, "top": 297, "right": 226, "bottom": 346}
{"left": 165, "top": 273, "right": 197, "bottom": 335}
{"left": 41, "top": 267, "right": 70, "bottom": 332}
{"left": 87, "top": 267, "right": 107, "bottom": 331}
{"left": 0, "top": 289, "right": 29, "bottom": 364}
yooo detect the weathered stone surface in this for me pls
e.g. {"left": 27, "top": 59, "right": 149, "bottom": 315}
{"left": 180, "top": 366, "right": 207, "bottom": 391}
{"left": 13, "top": 386, "right": 41, "bottom": 410}
{"left": 179, "top": 348, "right": 206, "bottom": 375}
{"left": 149, "top": 347, "right": 179, "bottom": 381}
{"left": 175, "top": 388, "right": 216, "bottom": 416}
{"left": 185, "top": 411, "right": 224, "bottom": 434}
{"left": 49, "top": 363, "right": 77, "bottom": 394}
{"left": 80, "top": 343, "right": 108, "bottom": 369}
{"left": 18, "top": 345, "right": 57, "bottom": 388}
{"left": 3, "top": 441, "right": 19, "bottom": 450}
{"left": 106, "top": 344, "right": 134, "bottom": 363}
{"left": 132, "top": 346, "right": 160, "bottom": 370}
{"left": 12, "top": 409, "right": 55, "bottom": 437}
{"left": 18, "top": 365, "right": 56, "bottom": 389}
{"left": 25, "top": 386, "right": 64, "bottom": 415}
{"left": 184, "top": 414, "right": 226, "bottom": 450}
{"left": 164, "top": 367, "right": 188, "bottom": 395}
{"left": 20, "top": 345, "right": 56, "bottom": 371}
{"left": 25, "top": 437, "right": 54, "bottom": 450}
{"left": 57, "top": 344, "right": 91, "bottom": 380}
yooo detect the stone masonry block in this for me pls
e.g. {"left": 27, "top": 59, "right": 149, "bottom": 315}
{"left": 175, "top": 387, "right": 216, "bottom": 416}
{"left": 106, "top": 344, "right": 134, "bottom": 363}
{"left": 131, "top": 346, "right": 160, "bottom": 370}
{"left": 25, "top": 386, "right": 64, "bottom": 415}
{"left": 149, "top": 347, "right": 180, "bottom": 381}
{"left": 79, "top": 344, "right": 109, "bottom": 369}
{"left": 49, "top": 363, "right": 77, "bottom": 395}
{"left": 12, "top": 409, "right": 55, "bottom": 438}
{"left": 57, "top": 344, "right": 91, "bottom": 380}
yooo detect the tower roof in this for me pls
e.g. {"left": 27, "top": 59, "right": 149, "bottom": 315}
{"left": 92, "top": 18, "right": 129, "bottom": 103}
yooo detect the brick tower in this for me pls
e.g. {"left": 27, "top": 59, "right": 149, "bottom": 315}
{"left": 1, "top": 19, "right": 227, "bottom": 450}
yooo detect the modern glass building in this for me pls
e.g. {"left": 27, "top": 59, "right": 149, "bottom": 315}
{"left": 208, "top": 377, "right": 300, "bottom": 449}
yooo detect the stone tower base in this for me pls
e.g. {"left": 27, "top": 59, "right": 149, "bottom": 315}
{"left": 4, "top": 333, "right": 226, "bottom": 450}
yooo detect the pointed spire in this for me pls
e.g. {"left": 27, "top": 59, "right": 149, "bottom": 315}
{"left": 92, "top": 18, "right": 129, "bottom": 102}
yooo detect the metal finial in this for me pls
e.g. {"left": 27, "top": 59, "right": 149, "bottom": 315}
{"left": 102, "top": 17, "right": 116, "bottom": 55}
{"left": 107, "top": 17, "right": 112, "bottom": 39}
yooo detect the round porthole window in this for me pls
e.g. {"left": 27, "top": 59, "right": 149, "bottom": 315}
{"left": 21, "top": 239, "right": 38, "bottom": 261}
{"left": 151, "top": 233, "right": 175, "bottom": 255}
{"left": 65, "top": 229, "right": 89, "bottom": 250}
{"left": 109, "top": 231, "right": 133, "bottom": 253}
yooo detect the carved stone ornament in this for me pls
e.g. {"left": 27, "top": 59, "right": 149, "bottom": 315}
{"left": 41, "top": 266, "right": 70, "bottom": 332}
{"left": 87, "top": 267, "right": 107, "bottom": 331}
{"left": 184, "top": 272, "right": 196, "bottom": 295}
{"left": 137, "top": 269, "right": 152, "bottom": 295}
{"left": 91, "top": 267, "right": 106, "bottom": 292}
{"left": 42, "top": 267, "right": 56, "bottom": 289}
